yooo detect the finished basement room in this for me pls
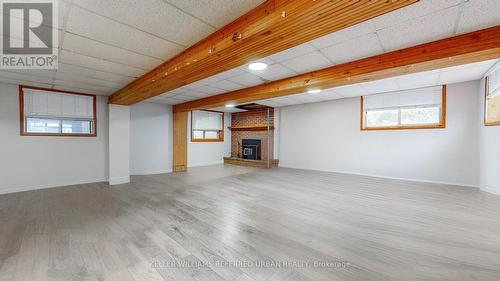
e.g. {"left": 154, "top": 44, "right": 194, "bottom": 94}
{"left": 1, "top": 0, "right": 500, "bottom": 280}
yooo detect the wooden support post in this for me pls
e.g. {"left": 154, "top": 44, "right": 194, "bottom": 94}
{"left": 173, "top": 111, "right": 188, "bottom": 172}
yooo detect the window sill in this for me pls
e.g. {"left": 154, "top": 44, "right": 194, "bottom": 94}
{"left": 361, "top": 124, "right": 445, "bottom": 131}
{"left": 191, "top": 138, "right": 224, "bottom": 143}
{"left": 20, "top": 132, "right": 97, "bottom": 137}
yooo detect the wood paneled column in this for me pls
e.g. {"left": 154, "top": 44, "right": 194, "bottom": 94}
{"left": 173, "top": 111, "right": 188, "bottom": 172}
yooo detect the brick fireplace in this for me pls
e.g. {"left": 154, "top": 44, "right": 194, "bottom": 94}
{"left": 230, "top": 106, "right": 274, "bottom": 161}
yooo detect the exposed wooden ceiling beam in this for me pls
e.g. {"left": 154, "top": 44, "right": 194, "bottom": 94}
{"left": 108, "top": 0, "right": 418, "bottom": 105}
{"left": 173, "top": 25, "right": 500, "bottom": 113}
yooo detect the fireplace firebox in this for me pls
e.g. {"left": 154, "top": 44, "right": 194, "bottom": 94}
{"left": 242, "top": 139, "right": 261, "bottom": 160}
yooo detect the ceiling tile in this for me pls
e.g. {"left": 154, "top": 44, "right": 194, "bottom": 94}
{"left": 162, "top": 0, "right": 265, "bottom": 28}
{"left": 438, "top": 63, "right": 493, "bottom": 85}
{"left": 62, "top": 33, "right": 163, "bottom": 70}
{"left": 287, "top": 93, "right": 320, "bottom": 104}
{"left": 197, "top": 75, "right": 224, "bottom": 86}
{"left": 172, "top": 94, "right": 197, "bottom": 102}
{"left": 320, "top": 33, "right": 383, "bottom": 64}
{"left": 53, "top": 79, "right": 116, "bottom": 94}
{"left": 209, "top": 80, "right": 244, "bottom": 91}
{"left": 180, "top": 82, "right": 206, "bottom": 91}
{"left": 333, "top": 84, "right": 367, "bottom": 98}
{"left": 66, "top": 6, "right": 183, "bottom": 59}
{"left": 361, "top": 79, "right": 399, "bottom": 94}
{"left": 5, "top": 69, "right": 56, "bottom": 79}
{"left": 0, "top": 76, "right": 51, "bottom": 88}
{"left": 227, "top": 73, "right": 266, "bottom": 87}
{"left": 456, "top": 0, "right": 500, "bottom": 34}
{"left": 72, "top": 0, "right": 214, "bottom": 46}
{"left": 372, "top": 0, "right": 463, "bottom": 30}
{"left": 254, "top": 64, "right": 296, "bottom": 81}
{"left": 59, "top": 50, "right": 145, "bottom": 77}
{"left": 0, "top": 70, "right": 54, "bottom": 84}
{"left": 169, "top": 88, "right": 188, "bottom": 95}
{"left": 195, "top": 86, "right": 226, "bottom": 95}
{"left": 376, "top": 6, "right": 459, "bottom": 51}
{"left": 213, "top": 68, "right": 247, "bottom": 80}
{"left": 55, "top": 71, "right": 123, "bottom": 89}
{"left": 395, "top": 72, "right": 440, "bottom": 90}
{"left": 268, "top": 43, "right": 317, "bottom": 62}
{"left": 310, "top": 20, "right": 376, "bottom": 49}
{"left": 56, "top": 63, "right": 134, "bottom": 84}
{"left": 311, "top": 89, "right": 343, "bottom": 101}
{"left": 280, "top": 51, "right": 332, "bottom": 74}
{"left": 182, "top": 90, "right": 211, "bottom": 98}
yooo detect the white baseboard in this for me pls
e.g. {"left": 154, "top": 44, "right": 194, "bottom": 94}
{"left": 131, "top": 169, "right": 172, "bottom": 176}
{"left": 279, "top": 164, "right": 480, "bottom": 189}
{"left": 109, "top": 176, "right": 130, "bottom": 185}
{"left": 481, "top": 185, "right": 500, "bottom": 196}
{"left": 0, "top": 178, "right": 108, "bottom": 195}
{"left": 188, "top": 161, "right": 223, "bottom": 168}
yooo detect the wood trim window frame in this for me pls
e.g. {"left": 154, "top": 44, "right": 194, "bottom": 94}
{"left": 190, "top": 110, "right": 224, "bottom": 142}
{"left": 19, "top": 85, "right": 98, "bottom": 137}
{"left": 484, "top": 77, "right": 500, "bottom": 126}
{"left": 360, "top": 85, "right": 447, "bottom": 131}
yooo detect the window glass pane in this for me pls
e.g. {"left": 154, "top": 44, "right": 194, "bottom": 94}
{"left": 26, "top": 118, "right": 60, "bottom": 133}
{"left": 365, "top": 109, "right": 399, "bottom": 127}
{"left": 401, "top": 107, "right": 440, "bottom": 125}
{"left": 204, "top": 131, "right": 219, "bottom": 139}
{"left": 192, "top": 130, "right": 204, "bottom": 139}
{"left": 62, "top": 120, "right": 92, "bottom": 134}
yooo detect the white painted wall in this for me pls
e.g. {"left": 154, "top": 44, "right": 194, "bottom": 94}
{"left": 279, "top": 81, "right": 480, "bottom": 187}
{"left": 478, "top": 79, "right": 500, "bottom": 195}
{"left": 108, "top": 104, "right": 130, "bottom": 185}
{"left": 187, "top": 112, "right": 231, "bottom": 167}
{"left": 130, "top": 102, "right": 172, "bottom": 175}
{"left": 0, "top": 83, "right": 108, "bottom": 195}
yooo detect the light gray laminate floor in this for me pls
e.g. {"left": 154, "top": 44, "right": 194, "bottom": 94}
{"left": 1, "top": 165, "right": 500, "bottom": 281}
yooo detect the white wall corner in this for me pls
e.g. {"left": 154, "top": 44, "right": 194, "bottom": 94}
{"left": 109, "top": 176, "right": 130, "bottom": 186}
{"left": 481, "top": 186, "right": 500, "bottom": 196}
{"left": 109, "top": 104, "right": 131, "bottom": 186}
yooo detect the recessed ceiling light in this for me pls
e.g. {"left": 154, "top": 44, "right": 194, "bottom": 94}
{"left": 307, "top": 89, "right": 321, "bottom": 94}
{"left": 248, "top": 62, "right": 268, "bottom": 71}
{"left": 225, "top": 104, "right": 236, "bottom": 108}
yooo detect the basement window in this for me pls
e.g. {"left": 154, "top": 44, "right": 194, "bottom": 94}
{"left": 485, "top": 66, "right": 500, "bottom": 126}
{"left": 19, "top": 86, "right": 97, "bottom": 136}
{"left": 361, "top": 85, "right": 446, "bottom": 130}
{"left": 191, "top": 110, "right": 224, "bottom": 142}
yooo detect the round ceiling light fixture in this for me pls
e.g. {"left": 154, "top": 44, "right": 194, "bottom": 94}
{"left": 248, "top": 62, "right": 268, "bottom": 71}
{"left": 225, "top": 104, "right": 236, "bottom": 108}
{"left": 307, "top": 89, "right": 321, "bottom": 94}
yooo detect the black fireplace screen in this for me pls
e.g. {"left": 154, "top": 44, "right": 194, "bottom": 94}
{"left": 242, "top": 139, "right": 261, "bottom": 160}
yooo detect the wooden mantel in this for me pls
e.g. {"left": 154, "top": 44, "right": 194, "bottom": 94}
{"left": 228, "top": 125, "right": 275, "bottom": 131}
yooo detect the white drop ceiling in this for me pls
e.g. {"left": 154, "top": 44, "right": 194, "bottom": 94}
{"left": 148, "top": 0, "right": 500, "bottom": 105}
{"left": 0, "top": 0, "right": 266, "bottom": 95}
{"left": 0, "top": 0, "right": 497, "bottom": 100}
{"left": 257, "top": 59, "right": 498, "bottom": 108}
